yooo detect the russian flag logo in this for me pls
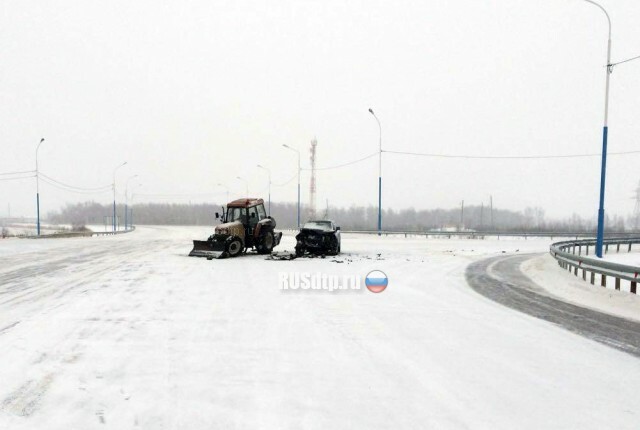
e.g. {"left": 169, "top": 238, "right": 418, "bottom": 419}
{"left": 365, "top": 270, "right": 388, "bottom": 293}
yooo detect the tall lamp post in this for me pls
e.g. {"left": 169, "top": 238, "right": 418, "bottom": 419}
{"left": 129, "top": 183, "right": 142, "bottom": 229}
{"left": 369, "top": 108, "right": 382, "bottom": 236}
{"left": 282, "top": 144, "right": 301, "bottom": 228}
{"left": 112, "top": 162, "right": 127, "bottom": 232}
{"left": 217, "top": 182, "right": 230, "bottom": 203}
{"left": 580, "top": 0, "right": 612, "bottom": 258}
{"left": 35, "top": 138, "right": 45, "bottom": 236}
{"left": 257, "top": 164, "right": 272, "bottom": 215}
{"left": 236, "top": 176, "right": 249, "bottom": 197}
{"left": 124, "top": 174, "right": 138, "bottom": 231}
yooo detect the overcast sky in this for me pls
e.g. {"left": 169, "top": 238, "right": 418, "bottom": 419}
{"left": 1, "top": 0, "right": 639, "bottom": 221}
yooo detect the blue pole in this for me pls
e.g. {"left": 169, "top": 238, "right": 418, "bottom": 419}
{"left": 35, "top": 138, "right": 44, "bottom": 236}
{"left": 297, "top": 182, "right": 300, "bottom": 228}
{"left": 378, "top": 176, "right": 382, "bottom": 236}
{"left": 580, "top": 1, "right": 611, "bottom": 258}
{"left": 36, "top": 193, "right": 40, "bottom": 236}
{"left": 368, "top": 108, "right": 382, "bottom": 236}
{"left": 596, "top": 126, "right": 608, "bottom": 257}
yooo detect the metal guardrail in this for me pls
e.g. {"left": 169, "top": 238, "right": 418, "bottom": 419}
{"left": 339, "top": 230, "right": 636, "bottom": 239}
{"left": 25, "top": 226, "right": 136, "bottom": 239}
{"left": 549, "top": 237, "right": 640, "bottom": 294}
{"left": 91, "top": 226, "right": 136, "bottom": 236}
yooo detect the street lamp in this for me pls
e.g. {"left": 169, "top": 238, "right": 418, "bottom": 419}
{"left": 236, "top": 176, "right": 249, "bottom": 197}
{"left": 217, "top": 182, "right": 230, "bottom": 203}
{"left": 282, "top": 144, "right": 301, "bottom": 228}
{"left": 369, "top": 108, "right": 382, "bottom": 236}
{"left": 35, "top": 138, "right": 45, "bottom": 236}
{"left": 124, "top": 174, "right": 138, "bottom": 231}
{"left": 579, "top": 0, "right": 611, "bottom": 258}
{"left": 129, "top": 183, "right": 142, "bottom": 228}
{"left": 112, "top": 161, "right": 127, "bottom": 232}
{"left": 125, "top": 184, "right": 142, "bottom": 229}
{"left": 257, "top": 164, "right": 271, "bottom": 215}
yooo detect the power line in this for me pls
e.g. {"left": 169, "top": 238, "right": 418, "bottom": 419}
{"left": 0, "top": 173, "right": 35, "bottom": 181}
{"left": 610, "top": 54, "right": 640, "bottom": 68}
{"left": 135, "top": 192, "right": 224, "bottom": 199}
{"left": 272, "top": 172, "right": 298, "bottom": 187}
{"left": 301, "top": 152, "right": 378, "bottom": 171}
{"left": 0, "top": 169, "right": 35, "bottom": 176}
{"left": 383, "top": 149, "right": 640, "bottom": 160}
{"left": 39, "top": 172, "right": 111, "bottom": 192}
{"left": 39, "top": 176, "right": 111, "bottom": 194}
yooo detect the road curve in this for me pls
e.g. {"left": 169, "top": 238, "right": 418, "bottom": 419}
{"left": 466, "top": 254, "right": 640, "bottom": 358}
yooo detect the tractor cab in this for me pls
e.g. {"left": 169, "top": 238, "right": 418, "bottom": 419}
{"left": 218, "top": 199, "right": 269, "bottom": 234}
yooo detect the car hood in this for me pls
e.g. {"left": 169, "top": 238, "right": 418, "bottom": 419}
{"left": 297, "top": 228, "right": 334, "bottom": 235}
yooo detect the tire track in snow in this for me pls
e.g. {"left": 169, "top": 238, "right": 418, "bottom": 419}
{"left": 466, "top": 254, "right": 640, "bottom": 358}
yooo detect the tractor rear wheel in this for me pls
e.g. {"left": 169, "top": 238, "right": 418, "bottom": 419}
{"left": 257, "top": 231, "right": 275, "bottom": 254}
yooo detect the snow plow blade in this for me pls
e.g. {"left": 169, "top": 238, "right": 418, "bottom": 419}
{"left": 189, "top": 240, "right": 227, "bottom": 259}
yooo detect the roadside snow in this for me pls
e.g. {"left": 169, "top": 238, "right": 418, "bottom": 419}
{"left": 521, "top": 254, "right": 640, "bottom": 322}
{"left": 601, "top": 250, "right": 640, "bottom": 266}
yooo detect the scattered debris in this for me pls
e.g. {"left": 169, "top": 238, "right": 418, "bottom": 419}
{"left": 266, "top": 252, "right": 297, "bottom": 261}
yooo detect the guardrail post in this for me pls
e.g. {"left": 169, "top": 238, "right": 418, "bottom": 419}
{"left": 554, "top": 238, "right": 640, "bottom": 295}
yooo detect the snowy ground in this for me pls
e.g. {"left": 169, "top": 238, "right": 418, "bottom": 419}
{"left": 522, "top": 254, "right": 640, "bottom": 322}
{"left": 601, "top": 249, "right": 640, "bottom": 266}
{"left": 1, "top": 227, "right": 639, "bottom": 429}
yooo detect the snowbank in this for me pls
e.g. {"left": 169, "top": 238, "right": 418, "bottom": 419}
{"left": 521, "top": 253, "right": 640, "bottom": 322}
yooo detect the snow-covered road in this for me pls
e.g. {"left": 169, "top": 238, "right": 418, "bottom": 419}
{"left": 1, "top": 227, "right": 639, "bottom": 429}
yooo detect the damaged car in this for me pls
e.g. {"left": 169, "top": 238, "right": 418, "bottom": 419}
{"left": 295, "top": 220, "right": 341, "bottom": 256}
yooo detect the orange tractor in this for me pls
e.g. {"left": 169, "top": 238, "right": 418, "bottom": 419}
{"left": 189, "top": 198, "right": 282, "bottom": 259}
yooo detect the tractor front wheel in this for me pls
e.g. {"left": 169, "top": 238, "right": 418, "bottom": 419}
{"left": 226, "top": 237, "right": 243, "bottom": 257}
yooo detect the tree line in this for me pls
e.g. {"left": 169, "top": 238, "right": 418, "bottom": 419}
{"left": 47, "top": 200, "right": 634, "bottom": 233}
